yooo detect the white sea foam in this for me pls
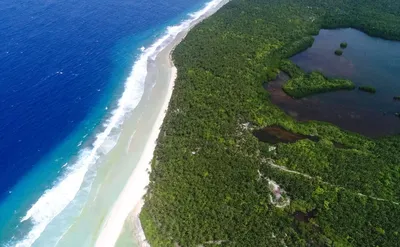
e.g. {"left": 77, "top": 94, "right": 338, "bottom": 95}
{"left": 95, "top": 0, "right": 229, "bottom": 246}
{"left": 13, "top": 0, "right": 228, "bottom": 246}
{"left": 126, "top": 130, "right": 137, "bottom": 154}
{"left": 14, "top": 18, "right": 163, "bottom": 247}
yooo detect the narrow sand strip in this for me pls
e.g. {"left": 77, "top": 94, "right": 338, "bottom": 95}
{"left": 95, "top": 66, "right": 176, "bottom": 247}
{"left": 95, "top": 1, "right": 229, "bottom": 246}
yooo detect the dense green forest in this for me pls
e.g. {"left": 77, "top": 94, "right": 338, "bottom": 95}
{"left": 280, "top": 60, "right": 354, "bottom": 98}
{"left": 141, "top": 0, "right": 400, "bottom": 246}
{"left": 283, "top": 71, "right": 354, "bottom": 98}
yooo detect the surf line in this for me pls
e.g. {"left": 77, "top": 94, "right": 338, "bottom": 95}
{"left": 14, "top": 8, "right": 154, "bottom": 247}
{"left": 94, "top": 0, "right": 230, "bottom": 247}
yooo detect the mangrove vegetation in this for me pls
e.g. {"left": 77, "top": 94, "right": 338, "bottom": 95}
{"left": 334, "top": 49, "right": 343, "bottom": 56}
{"left": 279, "top": 59, "right": 354, "bottom": 98}
{"left": 359, "top": 86, "right": 377, "bottom": 93}
{"left": 280, "top": 60, "right": 354, "bottom": 98}
{"left": 141, "top": 0, "right": 400, "bottom": 246}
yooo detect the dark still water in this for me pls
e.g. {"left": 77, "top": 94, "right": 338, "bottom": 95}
{"left": 267, "top": 28, "right": 400, "bottom": 137}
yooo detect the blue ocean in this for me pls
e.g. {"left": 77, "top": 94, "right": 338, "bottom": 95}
{"left": 0, "top": 0, "right": 209, "bottom": 245}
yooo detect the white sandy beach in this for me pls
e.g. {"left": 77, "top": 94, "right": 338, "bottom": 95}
{"left": 95, "top": 65, "right": 177, "bottom": 247}
{"left": 4, "top": 1, "right": 231, "bottom": 247}
{"left": 95, "top": 1, "right": 230, "bottom": 247}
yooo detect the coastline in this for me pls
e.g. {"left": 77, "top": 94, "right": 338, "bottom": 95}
{"left": 95, "top": 1, "right": 230, "bottom": 246}
{"left": 4, "top": 0, "right": 400, "bottom": 246}
{"left": 95, "top": 64, "right": 177, "bottom": 247}
{"left": 133, "top": 0, "right": 400, "bottom": 246}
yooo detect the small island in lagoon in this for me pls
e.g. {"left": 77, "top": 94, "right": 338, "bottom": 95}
{"left": 334, "top": 42, "right": 347, "bottom": 56}
{"left": 359, "top": 85, "right": 377, "bottom": 93}
{"left": 280, "top": 60, "right": 355, "bottom": 98}
{"left": 142, "top": 1, "right": 400, "bottom": 246}
{"left": 271, "top": 27, "right": 400, "bottom": 137}
{"left": 394, "top": 96, "right": 400, "bottom": 100}
{"left": 334, "top": 49, "right": 343, "bottom": 56}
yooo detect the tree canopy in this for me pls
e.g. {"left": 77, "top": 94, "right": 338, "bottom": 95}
{"left": 141, "top": 0, "right": 400, "bottom": 246}
{"left": 280, "top": 60, "right": 354, "bottom": 98}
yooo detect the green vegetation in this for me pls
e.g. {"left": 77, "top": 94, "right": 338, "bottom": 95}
{"left": 279, "top": 60, "right": 304, "bottom": 78}
{"left": 283, "top": 72, "right": 354, "bottom": 98}
{"left": 262, "top": 67, "right": 280, "bottom": 82}
{"left": 394, "top": 96, "right": 400, "bottom": 100}
{"left": 359, "top": 86, "right": 377, "bottom": 93}
{"left": 340, "top": 42, "right": 348, "bottom": 48}
{"left": 334, "top": 49, "right": 343, "bottom": 55}
{"left": 280, "top": 60, "right": 354, "bottom": 98}
{"left": 141, "top": 0, "right": 400, "bottom": 246}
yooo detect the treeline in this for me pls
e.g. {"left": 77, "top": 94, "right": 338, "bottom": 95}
{"left": 280, "top": 60, "right": 355, "bottom": 98}
{"left": 141, "top": 0, "right": 400, "bottom": 246}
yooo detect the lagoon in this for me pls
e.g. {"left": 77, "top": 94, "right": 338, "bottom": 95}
{"left": 267, "top": 28, "right": 400, "bottom": 137}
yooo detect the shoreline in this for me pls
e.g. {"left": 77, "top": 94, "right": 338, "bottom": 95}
{"left": 108, "top": 1, "right": 400, "bottom": 247}
{"left": 95, "top": 1, "right": 230, "bottom": 246}
{"left": 95, "top": 63, "right": 176, "bottom": 247}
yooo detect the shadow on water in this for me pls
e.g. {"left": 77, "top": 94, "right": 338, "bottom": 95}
{"left": 266, "top": 28, "right": 400, "bottom": 138}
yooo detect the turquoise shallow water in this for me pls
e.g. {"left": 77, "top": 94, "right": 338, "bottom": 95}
{"left": 0, "top": 0, "right": 210, "bottom": 245}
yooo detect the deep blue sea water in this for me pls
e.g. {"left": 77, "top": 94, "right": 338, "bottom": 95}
{"left": 0, "top": 0, "right": 207, "bottom": 244}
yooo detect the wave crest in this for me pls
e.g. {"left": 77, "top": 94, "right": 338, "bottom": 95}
{"left": 13, "top": 0, "right": 228, "bottom": 246}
